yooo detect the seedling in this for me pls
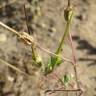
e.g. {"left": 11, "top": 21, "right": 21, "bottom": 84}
{"left": 61, "top": 74, "right": 73, "bottom": 87}
{"left": 0, "top": 1, "right": 83, "bottom": 95}
{"left": 44, "top": 0, "right": 74, "bottom": 75}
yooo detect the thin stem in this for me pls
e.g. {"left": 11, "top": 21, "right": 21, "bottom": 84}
{"left": 31, "top": 45, "right": 37, "bottom": 61}
{"left": 69, "top": 31, "right": 80, "bottom": 89}
{"left": 68, "top": 0, "right": 70, "bottom": 7}
{"left": 37, "top": 45, "right": 73, "bottom": 64}
{"left": 0, "top": 59, "right": 33, "bottom": 79}
{"left": 0, "top": 21, "right": 73, "bottom": 64}
{"left": 49, "top": 86, "right": 81, "bottom": 96}
{"left": 66, "top": 91, "right": 69, "bottom": 96}
{"left": 69, "top": 31, "right": 80, "bottom": 96}
{"left": 24, "top": 5, "right": 37, "bottom": 61}
{"left": 46, "top": 89, "right": 82, "bottom": 96}
{"left": 55, "top": 10, "right": 74, "bottom": 54}
{"left": 69, "top": 32, "right": 76, "bottom": 64}
{"left": 23, "top": 5, "right": 31, "bottom": 34}
{"left": 45, "top": 88, "right": 81, "bottom": 93}
{"left": 0, "top": 21, "right": 20, "bottom": 36}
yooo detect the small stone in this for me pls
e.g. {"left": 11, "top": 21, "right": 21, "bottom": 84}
{"left": 41, "top": 23, "right": 47, "bottom": 28}
{"left": 0, "top": 34, "right": 7, "bottom": 42}
{"left": 7, "top": 76, "right": 14, "bottom": 82}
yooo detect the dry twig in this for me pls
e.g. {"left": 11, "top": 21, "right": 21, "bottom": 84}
{"left": 0, "top": 21, "right": 73, "bottom": 64}
{"left": 0, "top": 58, "right": 33, "bottom": 79}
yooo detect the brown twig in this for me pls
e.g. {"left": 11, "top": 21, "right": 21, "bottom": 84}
{"left": 45, "top": 88, "right": 81, "bottom": 93}
{"left": 23, "top": 5, "right": 37, "bottom": 61}
{"left": 23, "top": 5, "right": 31, "bottom": 34}
{"left": 68, "top": 0, "right": 70, "bottom": 7}
{"left": 0, "top": 58, "right": 33, "bottom": 79}
{"left": 37, "top": 45, "right": 73, "bottom": 64}
{"left": 0, "top": 21, "right": 73, "bottom": 64}
{"left": 45, "top": 88, "right": 83, "bottom": 96}
{"left": 68, "top": 31, "right": 80, "bottom": 96}
{"left": 0, "top": 21, "right": 20, "bottom": 36}
{"left": 47, "top": 89, "right": 83, "bottom": 96}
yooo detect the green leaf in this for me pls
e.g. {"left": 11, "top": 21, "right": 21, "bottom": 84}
{"left": 44, "top": 56, "right": 63, "bottom": 75}
{"left": 62, "top": 74, "right": 72, "bottom": 86}
{"left": 36, "top": 54, "right": 42, "bottom": 66}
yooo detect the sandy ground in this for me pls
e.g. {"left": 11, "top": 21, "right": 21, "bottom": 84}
{"left": 0, "top": 0, "right": 96, "bottom": 96}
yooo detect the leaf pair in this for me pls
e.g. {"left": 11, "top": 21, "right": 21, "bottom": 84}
{"left": 44, "top": 55, "right": 63, "bottom": 75}
{"left": 62, "top": 74, "right": 73, "bottom": 86}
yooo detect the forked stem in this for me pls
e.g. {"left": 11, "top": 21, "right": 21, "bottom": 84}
{"left": 68, "top": 20, "right": 80, "bottom": 96}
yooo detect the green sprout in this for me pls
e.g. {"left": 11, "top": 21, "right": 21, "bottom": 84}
{"left": 31, "top": 45, "right": 42, "bottom": 67}
{"left": 44, "top": 0, "right": 74, "bottom": 75}
{"left": 62, "top": 74, "right": 73, "bottom": 87}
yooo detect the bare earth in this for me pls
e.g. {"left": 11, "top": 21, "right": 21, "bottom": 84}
{"left": 0, "top": 0, "right": 96, "bottom": 96}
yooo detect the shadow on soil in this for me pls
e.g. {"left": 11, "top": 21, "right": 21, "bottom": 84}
{"left": 72, "top": 35, "right": 96, "bottom": 67}
{"left": 72, "top": 35, "right": 96, "bottom": 94}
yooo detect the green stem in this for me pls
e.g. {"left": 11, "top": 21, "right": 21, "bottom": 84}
{"left": 55, "top": 11, "right": 74, "bottom": 55}
{"left": 31, "top": 45, "right": 37, "bottom": 61}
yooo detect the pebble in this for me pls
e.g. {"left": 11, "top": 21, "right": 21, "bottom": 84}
{"left": 0, "top": 33, "right": 7, "bottom": 42}
{"left": 7, "top": 76, "right": 14, "bottom": 82}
